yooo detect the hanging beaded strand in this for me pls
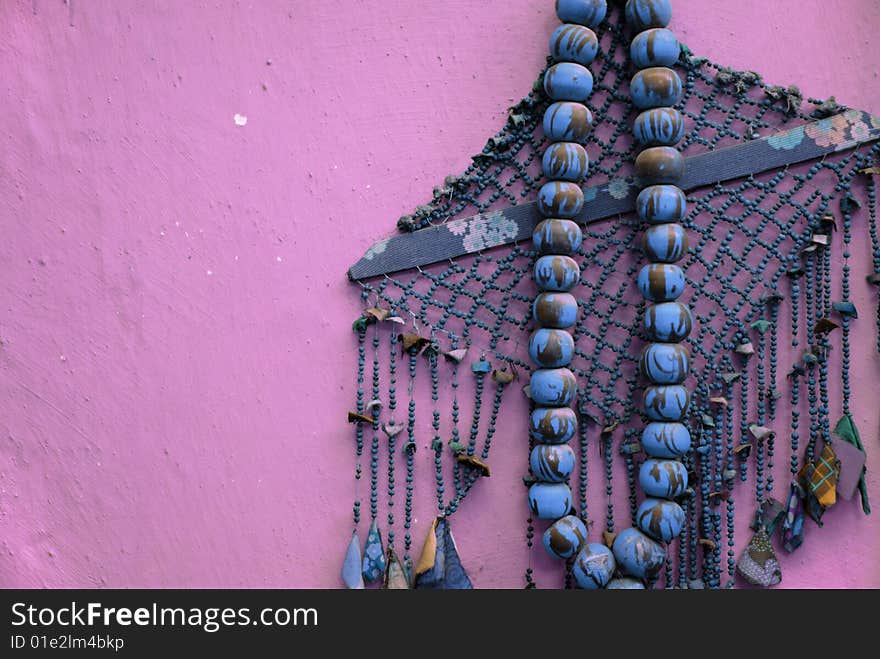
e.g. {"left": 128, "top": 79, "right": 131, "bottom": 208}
{"left": 528, "top": 0, "right": 618, "bottom": 589}
{"left": 610, "top": 0, "right": 690, "bottom": 587}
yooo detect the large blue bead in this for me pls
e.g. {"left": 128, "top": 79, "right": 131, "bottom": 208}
{"left": 555, "top": 0, "right": 607, "bottom": 28}
{"left": 534, "top": 292, "right": 578, "bottom": 328}
{"left": 635, "top": 146, "right": 684, "bottom": 184}
{"left": 528, "top": 482, "right": 573, "bottom": 519}
{"left": 637, "top": 498, "right": 685, "bottom": 541}
{"left": 529, "top": 328, "right": 575, "bottom": 368}
{"left": 612, "top": 527, "right": 665, "bottom": 580}
{"left": 530, "top": 368, "right": 578, "bottom": 406}
{"left": 542, "top": 142, "right": 589, "bottom": 182}
{"left": 533, "top": 219, "right": 583, "bottom": 255}
{"left": 624, "top": 0, "right": 672, "bottom": 31}
{"left": 630, "top": 28, "right": 680, "bottom": 69}
{"left": 550, "top": 24, "right": 599, "bottom": 67}
{"left": 638, "top": 263, "right": 686, "bottom": 302}
{"left": 572, "top": 543, "right": 616, "bottom": 589}
{"left": 606, "top": 577, "right": 646, "bottom": 589}
{"left": 644, "top": 302, "right": 693, "bottom": 342}
{"left": 530, "top": 407, "right": 578, "bottom": 444}
{"left": 643, "top": 384, "right": 690, "bottom": 421}
{"left": 538, "top": 182, "right": 585, "bottom": 219}
{"left": 630, "top": 67, "right": 682, "bottom": 109}
{"left": 641, "top": 422, "right": 691, "bottom": 458}
{"left": 633, "top": 107, "right": 684, "bottom": 146}
{"left": 642, "top": 223, "right": 688, "bottom": 262}
{"left": 543, "top": 102, "right": 593, "bottom": 143}
{"left": 639, "top": 458, "right": 688, "bottom": 498}
{"left": 530, "top": 443, "right": 576, "bottom": 482}
{"left": 543, "top": 515, "right": 587, "bottom": 559}
{"left": 535, "top": 255, "right": 580, "bottom": 292}
{"left": 636, "top": 184, "right": 686, "bottom": 223}
{"left": 640, "top": 343, "right": 690, "bottom": 384}
{"left": 544, "top": 62, "right": 594, "bottom": 102}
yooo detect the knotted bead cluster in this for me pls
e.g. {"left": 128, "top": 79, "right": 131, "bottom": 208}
{"left": 609, "top": 0, "right": 693, "bottom": 585}
{"left": 528, "top": 0, "right": 619, "bottom": 590}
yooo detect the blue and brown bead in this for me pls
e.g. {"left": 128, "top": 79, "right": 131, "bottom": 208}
{"left": 533, "top": 219, "right": 583, "bottom": 255}
{"left": 528, "top": 482, "right": 573, "bottom": 520}
{"left": 636, "top": 184, "right": 686, "bottom": 223}
{"left": 624, "top": 0, "right": 672, "bottom": 31}
{"left": 528, "top": 327, "right": 575, "bottom": 368}
{"left": 572, "top": 543, "right": 616, "bottom": 589}
{"left": 637, "top": 497, "right": 685, "bottom": 542}
{"left": 637, "top": 263, "right": 685, "bottom": 302}
{"left": 611, "top": 527, "right": 665, "bottom": 580}
{"left": 630, "top": 67, "right": 682, "bottom": 110}
{"left": 535, "top": 254, "right": 580, "bottom": 291}
{"left": 533, "top": 292, "right": 578, "bottom": 328}
{"left": 639, "top": 458, "right": 689, "bottom": 498}
{"left": 530, "top": 367, "right": 578, "bottom": 406}
{"left": 544, "top": 62, "right": 594, "bottom": 102}
{"left": 643, "top": 384, "right": 690, "bottom": 421}
{"left": 644, "top": 301, "right": 692, "bottom": 342}
{"left": 635, "top": 146, "right": 684, "bottom": 184}
{"left": 543, "top": 514, "right": 587, "bottom": 559}
{"left": 530, "top": 443, "right": 577, "bottom": 482}
{"left": 640, "top": 342, "right": 690, "bottom": 384}
{"left": 642, "top": 222, "right": 688, "bottom": 262}
{"left": 530, "top": 406, "right": 578, "bottom": 444}
{"left": 550, "top": 23, "right": 599, "bottom": 66}
{"left": 641, "top": 422, "right": 691, "bottom": 458}
{"left": 543, "top": 101, "right": 593, "bottom": 143}
{"left": 555, "top": 0, "right": 607, "bottom": 28}
{"left": 538, "top": 182, "right": 585, "bottom": 219}
{"left": 630, "top": 28, "right": 680, "bottom": 69}
{"left": 633, "top": 107, "right": 684, "bottom": 146}
{"left": 542, "top": 142, "right": 589, "bottom": 182}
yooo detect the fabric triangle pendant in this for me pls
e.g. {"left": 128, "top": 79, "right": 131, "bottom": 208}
{"left": 342, "top": 529, "right": 364, "bottom": 589}
{"left": 383, "top": 549, "right": 410, "bottom": 589}
{"left": 782, "top": 480, "right": 806, "bottom": 553}
{"left": 737, "top": 527, "right": 782, "bottom": 587}
{"left": 799, "top": 443, "right": 841, "bottom": 525}
{"left": 414, "top": 517, "right": 473, "bottom": 589}
{"left": 361, "top": 519, "right": 387, "bottom": 584}
{"left": 833, "top": 413, "right": 871, "bottom": 513}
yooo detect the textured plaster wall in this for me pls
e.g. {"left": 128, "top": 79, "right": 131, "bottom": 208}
{"left": 0, "top": 0, "right": 878, "bottom": 588}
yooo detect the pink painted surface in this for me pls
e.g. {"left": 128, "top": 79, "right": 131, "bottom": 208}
{"left": 0, "top": 0, "right": 877, "bottom": 588}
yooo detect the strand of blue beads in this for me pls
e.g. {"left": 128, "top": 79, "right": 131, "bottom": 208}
{"left": 608, "top": 0, "right": 691, "bottom": 588}
{"left": 529, "top": 0, "right": 619, "bottom": 590}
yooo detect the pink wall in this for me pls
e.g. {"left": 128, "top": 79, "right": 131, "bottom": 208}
{"left": 0, "top": 0, "right": 877, "bottom": 588}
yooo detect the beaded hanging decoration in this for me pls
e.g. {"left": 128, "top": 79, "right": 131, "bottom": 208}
{"left": 345, "top": 0, "right": 877, "bottom": 589}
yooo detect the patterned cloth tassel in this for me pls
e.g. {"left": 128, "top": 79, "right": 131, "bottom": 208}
{"left": 799, "top": 443, "right": 840, "bottom": 525}
{"left": 737, "top": 527, "right": 782, "bottom": 587}
{"left": 782, "top": 480, "right": 806, "bottom": 553}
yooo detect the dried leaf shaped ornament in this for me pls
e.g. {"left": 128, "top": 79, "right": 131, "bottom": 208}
{"left": 737, "top": 527, "right": 782, "bottom": 588}
{"left": 414, "top": 518, "right": 473, "bottom": 589}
